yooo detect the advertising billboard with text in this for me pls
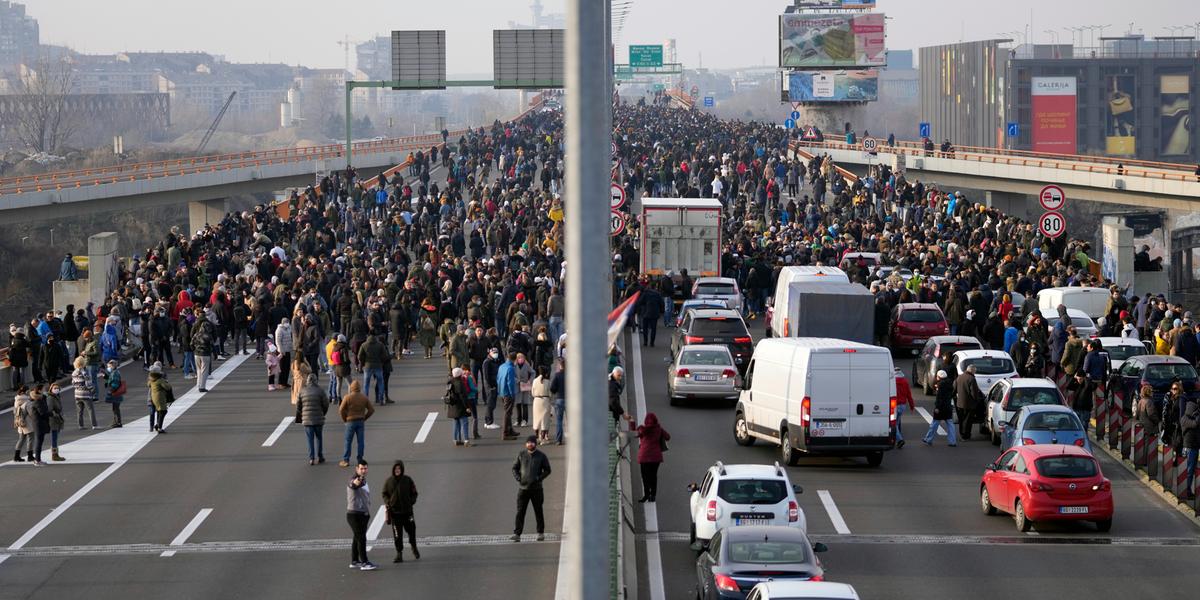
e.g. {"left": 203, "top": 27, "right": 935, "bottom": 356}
{"left": 1031, "top": 77, "right": 1077, "bottom": 154}
{"left": 779, "top": 13, "right": 886, "bottom": 68}
{"left": 788, "top": 70, "right": 879, "bottom": 102}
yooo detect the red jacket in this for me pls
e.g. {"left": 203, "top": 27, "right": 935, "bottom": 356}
{"left": 895, "top": 374, "right": 916, "bottom": 410}
{"left": 630, "top": 412, "right": 670, "bottom": 464}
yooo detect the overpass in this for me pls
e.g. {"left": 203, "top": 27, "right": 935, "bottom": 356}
{"left": 0, "top": 100, "right": 543, "bottom": 232}
{"left": 790, "top": 139, "right": 1200, "bottom": 220}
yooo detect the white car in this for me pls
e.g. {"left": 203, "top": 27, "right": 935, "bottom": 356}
{"left": 1043, "top": 307, "right": 1098, "bottom": 338}
{"left": 747, "top": 581, "right": 860, "bottom": 600}
{"left": 949, "top": 349, "right": 1018, "bottom": 396}
{"left": 1097, "top": 336, "right": 1149, "bottom": 370}
{"left": 693, "top": 276, "right": 743, "bottom": 315}
{"left": 983, "top": 377, "right": 1067, "bottom": 445}
{"left": 688, "top": 462, "right": 806, "bottom": 549}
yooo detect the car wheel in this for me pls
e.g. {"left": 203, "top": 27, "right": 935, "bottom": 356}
{"left": 866, "top": 451, "right": 883, "bottom": 467}
{"left": 1014, "top": 500, "right": 1032, "bottom": 532}
{"left": 733, "top": 412, "right": 755, "bottom": 446}
{"left": 980, "top": 486, "right": 997, "bottom": 515}
{"left": 689, "top": 522, "right": 696, "bottom": 545}
{"left": 1095, "top": 519, "right": 1113, "bottom": 533}
{"left": 780, "top": 428, "right": 800, "bottom": 466}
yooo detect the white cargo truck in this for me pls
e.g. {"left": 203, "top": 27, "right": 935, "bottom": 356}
{"left": 639, "top": 198, "right": 722, "bottom": 279}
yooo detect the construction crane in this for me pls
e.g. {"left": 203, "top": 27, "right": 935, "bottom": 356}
{"left": 195, "top": 91, "right": 237, "bottom": 154}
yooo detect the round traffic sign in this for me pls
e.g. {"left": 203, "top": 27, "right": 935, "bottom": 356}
{"left": 1039, "top": 185, "right": 1066, "bottom": 211}
{"left": 610, "top": 210, "right": 626, "bottom": 237}
{"left": 1039, "top": 211, "right": 1066, "bottom": 239}
{"left": 790, "top": 110, "right": 801, "bottom": 121}
{"left": 862, "top": 137, "right": 878, "bottom": 152}
{"left": 610, "top": 182, "right": 627, "bottom": 210}
{"left": 784, "top": 118, "right": 796, "bottom": 129}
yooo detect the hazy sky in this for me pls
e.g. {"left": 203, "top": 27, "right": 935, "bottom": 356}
{"left": 21, "top": 0, "right": 1190, "bottom": 73}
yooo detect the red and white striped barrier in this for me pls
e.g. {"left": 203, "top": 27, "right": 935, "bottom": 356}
{"left": 1132, "top": 423, "right": 1149, "bottom": 468}
{"left": 1093, "top": 386, "right": 1108, "bottom": 441}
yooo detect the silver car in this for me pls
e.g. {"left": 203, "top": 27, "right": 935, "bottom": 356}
{"left": 692, "top": 277, "right": 743, "bottom": 315}
{"left": 667, "top": 344, "right": 741, "bottom": 406}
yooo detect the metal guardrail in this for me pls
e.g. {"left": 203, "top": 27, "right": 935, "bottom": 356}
{"left": 796, "top": 139, "right": 1199, "bottom": 182}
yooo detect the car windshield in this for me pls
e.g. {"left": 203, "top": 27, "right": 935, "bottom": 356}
{"left": 716, "top": 479, "right": 788, "bottom": 505}
{"left": 1025, "top": 412, "right": 1082, "bottom": 431}
{"left": 940, "top": 343, "right": 981, "bottom": 359}
{"left": 901, "top": 309, "right": 943, "bottom": 323}
{"left": 696, "top": 283, "right": 736, "bottom": 295}
{"left": 1007, "top": 388, "right": 1062, "bottom": 410}
{"left": 679, "top": 350, "right": 732, "bottom": 366}
{"left": 727, "top": 540, "right": 811, "bottom": 564}
{"left": 684, "top": 301, "right": 726, "bottom": 311}
{"left": 691, "top": 318, "right": 749, "bottom": 337}
{"left": 1035, "top": 456, "right": 1098, "bottom": 479}
{"left": 1144, "top": 364, "right": 1198, "bottom": 381}
{"left": 963, "top": 357, "right": 1014, "bottom": 375}
{"left": 1105, "top": 345, "right": 1146, "bottom": 361}
{"left": 1046, "top": 316, "right": 1095, "bottom": 329}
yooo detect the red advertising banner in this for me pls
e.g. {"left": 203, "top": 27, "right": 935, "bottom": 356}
{"left": 1031, "top": 77, "right": 1077, "bottom": 154}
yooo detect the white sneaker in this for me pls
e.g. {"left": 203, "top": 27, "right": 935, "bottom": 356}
{"left": 484, "top": 423, "right": 500, "bottom": 430}
{"left": 359, "top": 562, "right": 378, "bottom": 571}
{"left": 349, "top": 562, "right": 362, "bottom": 569}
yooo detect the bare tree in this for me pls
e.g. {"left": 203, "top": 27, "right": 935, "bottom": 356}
{"left": 13, "top": 58, "right": 79, "bottom": 154}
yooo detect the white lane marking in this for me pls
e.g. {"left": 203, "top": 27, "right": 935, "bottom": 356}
{"left": 630, "top": 338, "right": 666, "bottom": 600}
{"left": 0, "top": 407, "right": 10, "bottom": 415}
{"left": 818, "top": 490, "right": 852, "bottom": 535}
{"left": 365, "top": 506, "right": 387, "bottom": 552}
{"left": 552, "top": 424, "right": 574, "bottom": 600}
{"left": 3, "top": 354, "right": 249, "bottom": 556}
{"left": 413, "top": 411, "right": 437, "bottom": 444}
{"left": 916, "top": 407, "right": 947, "bottom": 436}
{"left": 161, "top": 508, "right": 213, "bottom": 557}
{"left": 0, "top": 555, "right": 7, "bottom": 565}
{"left": 261, "top": 416, "right": 292, "bottom": 447}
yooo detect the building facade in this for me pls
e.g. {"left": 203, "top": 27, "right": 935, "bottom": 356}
{"left": 918, "top": 39, "right": 1008, "bottom": 149}
{"left": 0, "top": 1, "right": 38, "bottom": 69}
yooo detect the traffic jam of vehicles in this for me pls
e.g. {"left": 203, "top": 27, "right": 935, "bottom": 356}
{"left": 633, "top": 203, "right": 1160, "bottom": 596}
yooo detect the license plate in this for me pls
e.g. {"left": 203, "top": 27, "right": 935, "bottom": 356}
{"left": 694, "top": 374, "right": 717, "bottom": 382}
{"left": 734, "top": 517, "right": 771, "bottom": 526}
{"left": 1059, "top": 506, "right": 1089, "bottom": 514}
{"left": 814, "top": 419, "right": 844, "bottom": 431}
{"left": 912, "top": 338, "right": 926, "bottom": 344}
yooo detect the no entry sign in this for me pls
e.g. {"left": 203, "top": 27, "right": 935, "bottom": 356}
{"left": 1039, "top": 185, "right": 1066, "bottom": 211}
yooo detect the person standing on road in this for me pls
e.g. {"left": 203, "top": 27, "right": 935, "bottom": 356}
{"left": 382, "top": 460, "right": 420, "bottom": 563}
{"left": 147, "top": 361, "right": 173, "bottom": 434}
{"left": 12, "top": 385, "right": 35, "bottom": 463}
{"left": 338, "top": 380, "right": 374, "bottom": 467}
{"left": 193, "top": 309, "right": 216, "bottom": 393}
{"left": 894, "top": 367, "right": 915, "bottom": 448}
{"left": 514, "top": 353, "right": 534, "bottom": 428}
{"left": 481, "top": 346, "right": 502, "bottom": 430}
{"left": 274, "top": 318, "right": 293, "bottom": 389}
{"left": 531, "top": 365, "right": 552, "bottom": 444}
{"left": 497, "top": 352, "right": 519, "bottom": 440}
{"left": 1065, "top": 372, "right": 1095, "bottom": 434}
{"left": 71, "top": 356, "right": 97, "bottom": 430}
{"left": 297, "top": 373, "right": 329, "bottom": 465}
{"left": 104, "top": 360, "right": 125, "bottom": 428}
{"left": 922, "top": 370, "right": 958, "bottom": 446}
{"left": 346, "top": 459, "right": 377, "bottom": 571}
{"left": 625, "top": 412, "right": 670, "bottom": 503}
{"left": 511, "top": 435, "right": 552, "bottom": 542}
{"left": 550, "top": 358, "right": 566, "bottom": 446}
{"left": 44, "top": 383, "right": 66, "bottom": 461}
{"left": 29, "top": 385, "right": 52, "bottom": 465}
{"left": 955, "top": 364, "right": 982, "bottom": 440}
{"left": 358, "top": 334, "right": 388, "bottom": 406}
{"left": 446, "top": 367, "right": 471, "bottom": 447}
{"left": 638, "top": 285, "right": 663, "bottom": 347}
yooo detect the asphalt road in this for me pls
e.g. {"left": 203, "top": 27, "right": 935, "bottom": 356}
{"left": 0, "top": 350, "right": 566, "bottom": 600}
{"left": 624, "top": 320, "right": 1200, "bottom": 600}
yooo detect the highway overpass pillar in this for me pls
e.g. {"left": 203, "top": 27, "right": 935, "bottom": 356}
{"left": 1101, "top": 219, "right": 1134, "bottom": 288}
{"left": 984, "top": 190, "right": 1031, "bottom": 222}
{"left": 188, "top": 198, "right": 228, "bottom": 234}
{"left": 87, "top": 232, "right": 119, "bottom": 307}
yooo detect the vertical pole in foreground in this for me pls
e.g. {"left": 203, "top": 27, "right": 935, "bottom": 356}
{"left": 565, "top": 0, "right": 611, "bottom": 597}
{"left": 344, "top": 82, "right": 354, "bottom": 169}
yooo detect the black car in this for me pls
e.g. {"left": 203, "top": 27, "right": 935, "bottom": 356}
{"left": 672, "top": 308, "right": 753, "bottom": 374}
{"left": 695, "top": 525, "right": 826, "bottom": 600}
{"left": 1107, "top": 354, "right": 1200, "bottom": 415}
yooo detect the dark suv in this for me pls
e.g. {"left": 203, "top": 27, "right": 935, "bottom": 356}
{"left": 672, "top": 308, "right": 753, "bottom": 374}
{"left": 1107, "top": 355, "right": 1200, "bottom": 415}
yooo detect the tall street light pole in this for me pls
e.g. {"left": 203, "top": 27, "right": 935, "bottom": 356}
{"left": 565, "top": 0, "right": 612, "bottom": 597}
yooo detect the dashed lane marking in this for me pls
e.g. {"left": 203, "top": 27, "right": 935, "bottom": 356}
{"left": 413, "top": 411, "right": 437, "bottom": 444}
{"left": 916, "top": 407, "right": 948, "bottom": 436}
{"left": 161, "top": 508, "right": 213, "bottom": 557}
{"left": 261, "top": 417, "right": 292, "bottom": 447}
{"left": 630, "top": 337, "right": 667, "bottom": 600}
{"left": 817, "top": 490, "right": 852, "bottom": 535}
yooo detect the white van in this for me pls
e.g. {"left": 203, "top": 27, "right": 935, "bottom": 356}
{"left": 1037, "top": 287, "right": 1109, "bottom": 321}
{"left": 733, "top": 338, "right": 896, "bottom": 467}
{"left": 769, "top": 267, "right": 851, "bottom": 337}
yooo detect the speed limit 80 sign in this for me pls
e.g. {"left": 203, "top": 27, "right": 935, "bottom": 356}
{"left": 1039, "top": 211, "right": 1066, "bottom": 239}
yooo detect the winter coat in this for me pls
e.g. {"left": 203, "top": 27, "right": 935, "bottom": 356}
{"left": 1181, "top": 398, "right": 1200, "bottom": 450}
{"left": 512, "top": 447, "right": 552, "bottom": 490}
{"left": 147, "top": 372, "right": 173, "bottom": 411}
{"left": 357, "top": 336, "right": 388, "bottom": 369}
{"left": 382, "top": 460, "right": 419, "bottom": 517}
{"left": 71, "top": 368, "right": 95, "bottom": 400}
{"left": 954, "top": 372, "right": 980, "bottom": 411}
{"left": 338, "top": 391, "right": 374, "bottom": 422}
{"left": 416, "top": 313, "right": 437, "bottom": 348}
{"left": 631, "top": 412, "right": 670, "bottom": 464}
{"left": 297, "top": 382, "right": 330, "bottom": 427}
{"left": 274, "top": 322, "right": 294, "bottom": 354}
{"left": 1060, "top": 338, "right": 1085, "bottom": 375}
{"left": 933, "top": 378, "right": 955, "bottom": 420}
{"left": 445, "top": 377, "right": 470, "bottom": 419}
{"left": 12, "top": 393, "right": 33, "bottom": 435}
{"left": 496, "top": 360, "right": 518, "bottom": 398}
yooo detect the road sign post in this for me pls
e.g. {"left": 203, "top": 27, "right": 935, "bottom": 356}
{"left": 862, "top": 137, "right": 878, "bottom": 153}
{"left": 1007, "top": 122, "right": 1020, "bottom": 138}
{"left": 1038, "top": 185, "right": 1066, "bottom": 211}
{"left": 784, "top": 118, "right": 796, "bottom": 129}
{"left": 610, "top": 182, "right": 626, "bottom": 209}
{"left": 1039, "top": 210, "right": 1066, "bottom": 238}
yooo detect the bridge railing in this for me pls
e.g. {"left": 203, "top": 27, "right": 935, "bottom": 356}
{"left": 794, "top": 139, "right": 1198, "bottom": 182}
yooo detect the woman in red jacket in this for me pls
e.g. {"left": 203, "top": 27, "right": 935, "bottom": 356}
{"left": 894, "top": 368, "right": 916, "bottom": 448}
{"left": 625, "top": 412, "right": 670, "bottom": 503}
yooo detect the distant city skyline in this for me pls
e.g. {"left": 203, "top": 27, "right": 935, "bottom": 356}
{"left": 19, "top": 0, "right": 1189, "bottom": 73}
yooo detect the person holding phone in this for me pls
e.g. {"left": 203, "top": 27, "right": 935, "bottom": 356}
{"left": 346, "top": 460, "right": 376, "bottom": 571}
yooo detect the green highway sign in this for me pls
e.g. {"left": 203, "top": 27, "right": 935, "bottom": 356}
{"left": 629, "top": 45, "right": 664, "bottom": 68}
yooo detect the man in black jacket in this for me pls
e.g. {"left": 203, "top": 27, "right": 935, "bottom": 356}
{"left": 955, "top": 365, "right": 982, "bottom": 440}
{"left": 382, "top": 460, "right": 420, "bottom": 562}
{"left": 481, "top": 347, "right": 503, "bottom": 429}
{"left": 511, "top": 436, "right": 552, "bottom": 542}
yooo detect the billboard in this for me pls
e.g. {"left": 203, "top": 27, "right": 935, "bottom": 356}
{"left": 791, "top": 0, "right": 877, "bottom": 7}
{"left": 1031, "top": 77, "right": 1077, "bottom": 154}
{"left": 788, "top": 70, "right": 879, "bottom": 102}
{"left": 493, "top": 29, "right": 565, "bottom": 89}
{"left": 1160, "top": 74, "right": 1192, "bottom": 156}
{"left": 1104, "top": 74, "right": 1136, "bottom": 156}
{"left": 779, "top": 13, "right": 886, "bottom": 68}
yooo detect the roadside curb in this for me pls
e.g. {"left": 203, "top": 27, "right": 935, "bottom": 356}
{"left": 1091, "top": 438, "right": 1200, "bottom": 529}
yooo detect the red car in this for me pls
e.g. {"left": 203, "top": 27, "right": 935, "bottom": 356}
{"left": 980, "top": 445, "right": 1113, "bottom": 533}
{"left": 887, "top": 303, "right": 949, "bottom": 355}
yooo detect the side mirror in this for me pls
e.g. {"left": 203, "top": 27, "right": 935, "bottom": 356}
{"left": 687, "top": 483, "right": 699, "bottom": 493}
{"left": 792, "top": 484, "right": 804, "bottom": 495}
{"left": 986, "top": 463, "right": 998, "bottom": 471}
{"left": 812, "top": 542, "right": 829, "bottom": 553}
